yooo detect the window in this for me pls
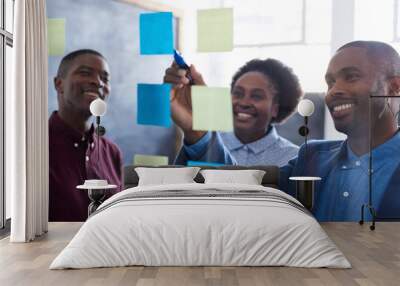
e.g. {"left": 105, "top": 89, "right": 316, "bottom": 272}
{"left": 1, "top": 0, "right": 14, "bottom": 231}
{"left": 396, "top": 0, "right": 400, "bottom": 41}
{"left": 224, "top": 0, "right": 305, "bottom": 47}
{"left": 213, "top": 0, "right": 332, "bottom": 92}
{"left": 354, "top": 0, "right": 394, "bottom": 42}
{"left": 305, "top": 0, "right": 332, "bottom": 44}
{"left": 5, "top": 0, "right": 13, "bottom": 33}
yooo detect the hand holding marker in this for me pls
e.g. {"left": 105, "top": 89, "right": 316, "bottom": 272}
{"left": 174, "top": 50, "right": 194, "bottom": 85}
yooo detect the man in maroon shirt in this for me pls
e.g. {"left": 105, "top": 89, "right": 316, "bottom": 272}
{"left": 49, "top": 49, "right": 123, "bottom": 222}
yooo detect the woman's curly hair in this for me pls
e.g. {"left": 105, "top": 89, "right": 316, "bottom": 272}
{"left": 230, "top": 58, "right": 303, "bottom": 124}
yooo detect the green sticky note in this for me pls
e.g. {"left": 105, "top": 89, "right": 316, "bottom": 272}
{"left": 47, "top": 18, "right": 65, "bottom": 56}
{"left": 197, "top": 8, "right": 233, "bottom": 52}
{"left": 134, "top": 154, "right": 169, "bottom": 166}
{"left": 191, "top": 86, "right": 233, "bottom": 132}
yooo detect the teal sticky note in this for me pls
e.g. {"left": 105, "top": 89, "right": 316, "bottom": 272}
{"left": 137, "top": 83, "right": 172, "bottom": 127}
{"left": 134, "top": 154, "right": 169, "bottom": 166}
{"left": 140, "top": 12, "right": 174, "bottom": 55}
{"left": 47, "top": 18, "right": 65, "bottom": 56}
{"left": 197, "top": 8, "right": 233, "bottom": 52}
{"left": 187, "top": 161, "right": 224, "bottom": 167}
{"left": 191, "top": 86, "right": 233, "bottom": 132}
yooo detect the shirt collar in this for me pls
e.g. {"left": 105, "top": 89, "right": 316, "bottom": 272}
{"left": 223, "top": 126, "right": 281, "bottom": 154}
{"left": 342, "top": 130, "right": 400, "bottom": 170}
{"left": 49, "top": 111, "right": 95, "bottom": 143}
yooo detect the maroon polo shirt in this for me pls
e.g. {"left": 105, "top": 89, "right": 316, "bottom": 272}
{"left": 49, "top": 111, "right": 123, "bottom": 221}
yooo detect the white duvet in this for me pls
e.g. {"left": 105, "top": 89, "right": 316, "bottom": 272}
{"left": 50, "top": 183, "right": 351, "bottom": 269}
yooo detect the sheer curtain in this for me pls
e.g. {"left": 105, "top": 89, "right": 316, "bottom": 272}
{"left": 8, "top": 0, "right": 48, "bottom": 242}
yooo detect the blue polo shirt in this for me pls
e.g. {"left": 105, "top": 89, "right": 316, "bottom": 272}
{"left": 178, "top": 127, "right": 400, "bottom": 221}
{"left": 314, "top": 131, "right": 400, "bottom": 221}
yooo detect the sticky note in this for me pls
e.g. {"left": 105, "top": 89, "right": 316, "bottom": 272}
{"left": 187, "top": 161, "right": 224, "bottom": 167}
{"left": 197, "top": 8, "right": 233, "bottom": 52}
{"left": 140, "top": 12, "right": 174, "bottom": 55}
{"left": 137, "top": 83, "right": 172, "bottom": 127}
{"left": 47, "top": 18, "right": 65, "bottom": 56}
{"left": 134, "top": 154, "right": 169, "bottom": 166}
{"left": 191, "top": 86, "right": 233, "bottom": 132}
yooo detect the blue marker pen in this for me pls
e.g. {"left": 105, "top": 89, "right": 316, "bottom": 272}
{"left": 174, "top": 50, "right": 194, "bottom": 84}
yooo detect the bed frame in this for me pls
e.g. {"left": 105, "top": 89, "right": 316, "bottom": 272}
{"left": 123, "top": 165, "right": 280, "bottom": 189}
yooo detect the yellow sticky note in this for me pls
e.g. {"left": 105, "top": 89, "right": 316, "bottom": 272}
{"left": 197, "top": 8, "right": 233, "bottom": 52}
{"left": 134, "top": 154, "right": 169, "bottom": 166}
{"left": 47, "top": 18, "right": 65, "bottom": 56}
{"left": 191, "top": 86, "right": 233, "bottom": 132}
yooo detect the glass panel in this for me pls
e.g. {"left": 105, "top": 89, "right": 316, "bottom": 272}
{"left": 305, "top": 0, "right": 332, "bottom": 44}
{"left": 354, "top": 0, "right": 394, "bottom": 42}
{"left": 397, "top": 0, "right": 400, "bottom": 39}
{"left": 224, "top": 0, "right": 304, "bottom": 45}
{"left": 0, "top": 38, "right": 4, "bottom": 228}
{"left": 5, "top": 0, "right": 14, "bottom": 33}
{"left": 5, "top": 44, "right": 12, "bottom": 220}
{"left": 0, "top": 0, "right": 3, "bottom": 30}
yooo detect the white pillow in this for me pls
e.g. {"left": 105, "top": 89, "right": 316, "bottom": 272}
{"left": 200, "top": 169, "right": 266, "bottom": 185}
{"left": 135, "top": 167, "right": 200, "bottom": 186}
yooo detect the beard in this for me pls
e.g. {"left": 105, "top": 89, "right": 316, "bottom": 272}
{"left": 370, "top": 77, "right": 390, "bottom": 121}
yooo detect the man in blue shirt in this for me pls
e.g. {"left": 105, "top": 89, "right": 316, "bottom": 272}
{"left": 282, "top": 40, "right": 400, "bottom": 221}
{"left": 168, "top": 41, "right": 400, "bottom": 221}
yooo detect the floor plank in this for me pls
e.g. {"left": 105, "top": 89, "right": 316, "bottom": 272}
{"left": 0, "top": 222, "right": 399, "bottom": 286}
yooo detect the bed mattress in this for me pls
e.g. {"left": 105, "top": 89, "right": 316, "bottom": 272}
{"left": 50, "top": 183, "right": 351, "bottom": 269}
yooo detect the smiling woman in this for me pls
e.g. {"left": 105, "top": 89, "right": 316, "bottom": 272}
{"left": 231, "top": 71, "right": 279, "bottom": 143}
{"left": 220, "top": 58, "right": 303, "bottom": 166}
{"left": 164, "top": 57, "right": 303, "bottom": 167}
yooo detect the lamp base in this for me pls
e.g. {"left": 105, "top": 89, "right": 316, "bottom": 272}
{"left": 88, "top": 189, "right": 106, "bottom": 217}
{"left": 359, "top": 203, "right": 376, "bottom": 231}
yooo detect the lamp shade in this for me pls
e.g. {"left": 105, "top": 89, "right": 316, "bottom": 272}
{"left": 298, "top": 99, "right": 315, "bottom": 117}
{"left": 89, "top": 98, "right": 107, "bottom": 117}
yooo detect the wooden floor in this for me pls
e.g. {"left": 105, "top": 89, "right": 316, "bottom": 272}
{"left": 0, "top": 222, "right": 399, "bottom": 286}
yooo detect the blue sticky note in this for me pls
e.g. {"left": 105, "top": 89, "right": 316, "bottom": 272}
{"left": 187, "top": 161, "right": 224, "bottom": 167}
{"left": 140, "top": 12, "right": 174, "bottom": 55}
{"left": 137, "top": 83, "right": 172, "bottom": 127}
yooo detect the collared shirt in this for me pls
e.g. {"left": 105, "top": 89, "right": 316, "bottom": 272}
{"left": 182, "top": 132, "right": 236, "bottom": 165}
{"left": 49, "top": 111, "right": 123, "bottom": 222}
{"left": 219, "top": 127, "right": 299, "bottom": 167}
{"left": 314, "top": 131, "right": 400, "bottom": 221}
{"left": 182, "top": 127, "right": 298, "bottom": 167}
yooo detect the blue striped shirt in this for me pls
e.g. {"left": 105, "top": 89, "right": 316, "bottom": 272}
{"left": 182, "top": 127, "right": 299, "bottom": 167}
{"left": 219, "top": 127, "right": 299, "bottom": 167}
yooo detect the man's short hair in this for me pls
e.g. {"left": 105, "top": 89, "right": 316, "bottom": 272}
{"left": 56, "top": 49, "right": 106, "bottom": 78}
{"left": 230, "top": 58, "right": 303, "bottom": 124}
{"left": 337, "top": 41, "right": 400, "bottom": 77}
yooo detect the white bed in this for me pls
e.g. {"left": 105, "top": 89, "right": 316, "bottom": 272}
{"left": 50, "top": 183, "right": 351, "bottom": 269}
